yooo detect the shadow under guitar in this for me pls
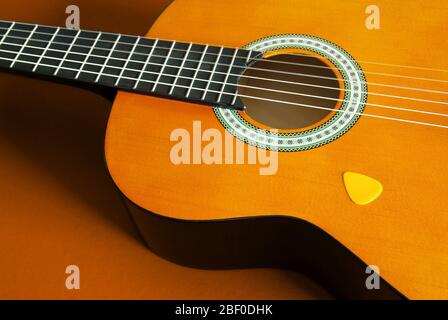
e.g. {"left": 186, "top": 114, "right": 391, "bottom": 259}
{"left": 0, "top": 70, "right": 141, "bottom": 242}
{"left": 123, "top": 194, "right": 406, "bottom": 300}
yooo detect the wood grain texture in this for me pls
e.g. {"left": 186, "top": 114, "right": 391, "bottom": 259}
{"left": 106, "top": 0, "right": 448, "bottom": 298}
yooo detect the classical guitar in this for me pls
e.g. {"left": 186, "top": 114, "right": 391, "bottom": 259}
{"left": 1, "top": 0, "right": 447, "bottom": 299}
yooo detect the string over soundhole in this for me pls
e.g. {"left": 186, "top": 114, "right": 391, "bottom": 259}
{"left": 240, "top": 53, "right": 341, "bottom": 130}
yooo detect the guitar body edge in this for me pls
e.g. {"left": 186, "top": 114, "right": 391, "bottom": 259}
{"left": 119, "top": 191, "right": 404, "bottom": 300}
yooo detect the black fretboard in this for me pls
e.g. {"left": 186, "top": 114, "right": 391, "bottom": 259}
{"left": 0, "top": 20, "right": 262, "bottom": 110}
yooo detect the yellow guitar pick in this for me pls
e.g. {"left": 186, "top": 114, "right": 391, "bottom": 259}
{"left": 343, "top": 172, "right": 383, "bottom": 205}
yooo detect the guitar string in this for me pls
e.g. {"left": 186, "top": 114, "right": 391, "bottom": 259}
{"left": 1, "top": 45, "right": 448, "bottom": 118}
{"left": 1, "top": 21, "right": 447, "bottom": 75}
{"left": 1, "top": 33, "right": 448, "bottom": 105}
{"left": 1, "top": 26, "right": 448, "bottom": 92}
{"left": 244, "top": 55, "right": 448, "bottom": 84}
{"left": 0, "top": 53, "right": 447, "bottom": 130}
{"left": 1, "top": 39, "right": 447, "bottom": 110}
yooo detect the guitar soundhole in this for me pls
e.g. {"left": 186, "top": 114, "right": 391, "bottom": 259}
{"left": 239, "top": 53, "right": 341, "bottom": 130}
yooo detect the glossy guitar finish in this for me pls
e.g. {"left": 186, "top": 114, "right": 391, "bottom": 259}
{"left": 105, "top": 0, "right": 448, "bottom": 299}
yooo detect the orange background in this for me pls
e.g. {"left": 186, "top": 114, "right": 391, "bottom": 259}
{"left": 0, "top": 0, "right": 330, "bottom": 299}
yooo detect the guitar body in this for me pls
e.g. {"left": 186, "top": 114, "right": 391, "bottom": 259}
{"left": 105, "top": 0, "right": 448, "bottom": 299}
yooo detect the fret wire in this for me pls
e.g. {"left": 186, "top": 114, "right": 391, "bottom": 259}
{"left": 245, "top": 50, "right": 253, "bottom": 65}
{"left": 217, "top": 48, "right": 239, "bottom": 103}
{"left": 32, "top": 27, "right": 61, "bottom": 72}
{"left": 201, "top": 45, "right": 224, "bottom": 100}
{"left": 75, "top": 31, "right": 102, "bottom": 79}
{"left": 231, "top": 50, "right": 252, "bottom": 105}
{"left": 115, "top": 36, "right": 141, "bottom": 86}
{"left": 10, "top": 24, "right": 38, "bottom": 68}
{"left": 230, "top": 89, "right": 238, "bottom": 105}
{"left": 186, "top": 44, "right": 209, "bottom": 98}
{"left": 95, "top": 34, "right": 121, "bottom": 83}
{"left": 169, "top": 42, "right": 193, "bottom": 95}
{"left": 0, "top": 22, "right": 15, "bottom": 46}
{"left": 133, "top": 38, "right": 158, "bottom": 89}
{"left": 53, "top": 29, "right": 81, "bottom": 75}
{"left": 152, "top": 40, "right": 176, "bottom": 93}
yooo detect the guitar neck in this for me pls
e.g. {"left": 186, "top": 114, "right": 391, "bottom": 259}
{"left": 0, "top": 20, "right": 261, "bottom": 109}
